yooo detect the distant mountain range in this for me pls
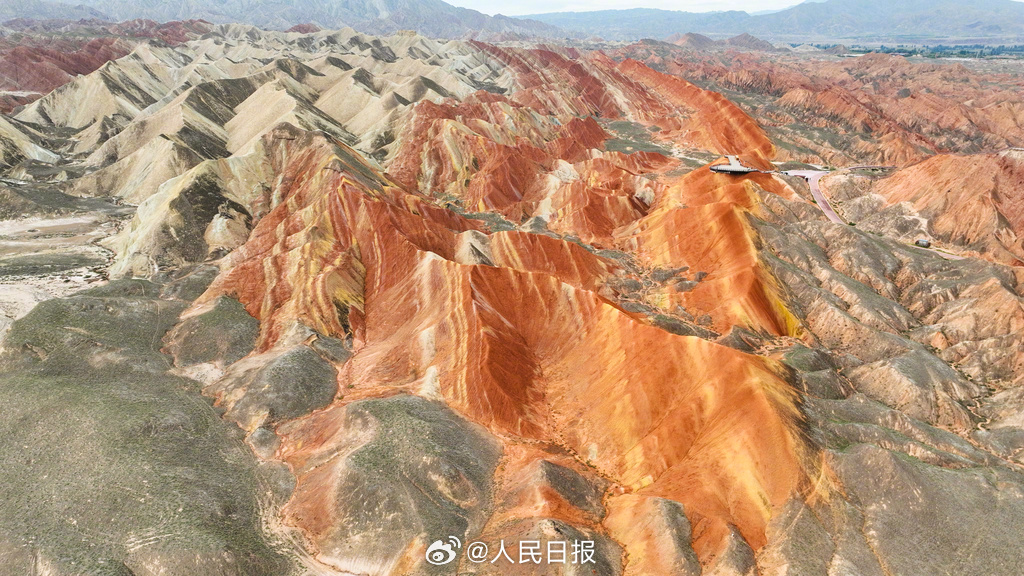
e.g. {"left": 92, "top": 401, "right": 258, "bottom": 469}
{"left": 0, "top": 0, "right": 108, "bottom": 21}
{"left": 522, "top": 0, "right": 1024, "bottom": 42}
{"left": 0, "top": 0, "right": 564, "bottom": 40}
{"left": 3, "top": 0, "right": 1021, "bottom": 43}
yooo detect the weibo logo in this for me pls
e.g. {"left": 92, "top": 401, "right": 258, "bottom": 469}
{"left": 425, "top": 536, "right": 461, "bottom": 565}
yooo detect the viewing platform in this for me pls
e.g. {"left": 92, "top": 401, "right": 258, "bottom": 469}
{"left": 709, "top": 155, "right": 759, "bottom": 174}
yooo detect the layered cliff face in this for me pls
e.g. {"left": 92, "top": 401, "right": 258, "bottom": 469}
{"left": 2, "top": 24, "right": 1024, "bottom": 576}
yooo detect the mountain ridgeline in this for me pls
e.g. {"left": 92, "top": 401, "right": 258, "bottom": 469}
{"left": 522, "top": 0, "right": 1024, "bottom": 41}
{"left": 6, "top": 0, "right": 1024, "bottom": 42}
{"left": 1, "top": 0, "right": 565, "bottom": 39}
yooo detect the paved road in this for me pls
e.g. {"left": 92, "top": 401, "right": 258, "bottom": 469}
{"left": 781, "top": 169, "right": 966, "bottom": 261}
{"left": 783, "top": 170, "right": 845, "bottom": 224}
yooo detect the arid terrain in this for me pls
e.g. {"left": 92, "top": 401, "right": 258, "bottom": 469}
{"left": 0, "top": 15, "right": 1024, "bottom": 576}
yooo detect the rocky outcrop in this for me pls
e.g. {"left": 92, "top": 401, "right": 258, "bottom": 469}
{"left": 871, "top": 150, "right": 1024, "bottom": 264}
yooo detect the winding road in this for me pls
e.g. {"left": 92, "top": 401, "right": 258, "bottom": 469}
{"left": 783, "top": 170, "right": 845, "bottom": 224}
{"left": 781, "top": 168, "right": 966, "bottom": 261}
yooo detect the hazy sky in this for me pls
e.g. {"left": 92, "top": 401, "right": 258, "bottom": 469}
{"left": 446, "top": 0, "right": 811, "bottom": 16}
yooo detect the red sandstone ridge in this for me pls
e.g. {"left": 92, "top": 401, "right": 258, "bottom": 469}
{"left": 611, "top": 44, "right": 1024, "bottom": 167}
{"left": 0, "top": 37, "right": 130, "bottom": 111}
{"left": 468, "top": 44, "right": 774, "bottom": 164}
{"left": 629, "top": 166, "right": 801, "bottom": 335}
{"left": 108, "top": 19, "right": 213, "bottom": 44}
{"left": 189, "top": 124, "right": 814, "bottom": 571}
{"left": 286, "top": 23, "right": 321, "bottom": 34}
{"left": 387, "top": 91, "right": 637, "bottom": 231}
{"left": 389, "top": 45, "right": 793, "bottom": 336}
{"left": 873, "top": 149, "right": 1024, "bottom": 264}
{"left": 616, "top": 57, "right": 775, "bottom": 166}
{"left": 0, "top": 19, "right": 212, "bottom": 113}
{"left": 668, "top": 32, "right": 718, "bottom": 50}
